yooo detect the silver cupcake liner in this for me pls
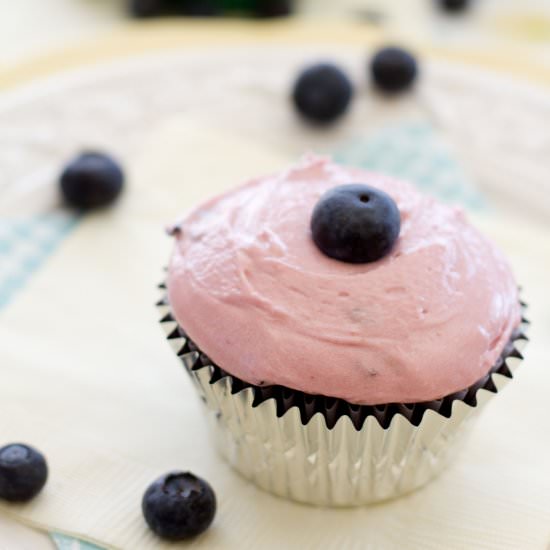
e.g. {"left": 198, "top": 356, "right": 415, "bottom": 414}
{"left": 157, "top": 284, "right": 528, "bottom": 506}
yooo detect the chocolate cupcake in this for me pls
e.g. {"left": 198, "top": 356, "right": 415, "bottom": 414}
{"left": 159, "top": 156, "right": 527, "bottom": 506}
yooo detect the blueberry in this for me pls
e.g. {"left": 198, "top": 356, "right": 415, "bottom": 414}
{"left": 60, "top": 151, "right": 125, "bottom": 210}
{"left": 0, "top": 444, "right": 48, "bottom": 502}
{"left": 142, "top": 472, "right": 216, "bottom": 540}
{"left": 255, "top": 0, "right": 292, "bottom": 18}
{"left": 370, "top": 46, "right": 418, "bottom": 93}
{"left": 129, "top": 0, "right": 166, "bottom": 17}
{"left": 310, "top": 184, "right": 401, "bottom": 263}
{"left": 292, "top": 63, "right": 353, "bottom": 125}
{"left": 438, "top": 0, "right": 470, "bottom": 12}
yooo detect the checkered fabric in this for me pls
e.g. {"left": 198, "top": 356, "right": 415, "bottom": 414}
{"left": 51, "top": 533, "right": 102, "bottom": 550}
{"left": 335, "top": 123, "right": 484, "bottom": 210}
{"left": 0, "top": 212, "right": 78, "bottom": 310}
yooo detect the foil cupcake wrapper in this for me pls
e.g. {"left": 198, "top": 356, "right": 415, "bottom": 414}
{"left": 158, "top": 284, "right": 528, "bottom": 506}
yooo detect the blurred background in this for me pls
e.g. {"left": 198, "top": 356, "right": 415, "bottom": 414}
{"left": 1, "top": 1, "right": 550, "bottom": 549}
{"left": 2, "top": 0, "right": 550, "bottom": 221}
{"left": 3, "top": 0, "right": 550, "bottom": 65}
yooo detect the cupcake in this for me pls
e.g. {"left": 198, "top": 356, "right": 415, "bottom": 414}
{"left": 158, "top": 156, "right": 527, "bottom": 506}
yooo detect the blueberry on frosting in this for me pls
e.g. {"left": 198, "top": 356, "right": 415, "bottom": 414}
{"left": 310, "top": 184, "right": 401, "bottom": 263}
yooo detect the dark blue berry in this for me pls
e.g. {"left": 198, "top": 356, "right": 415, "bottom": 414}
{"left": 370, "top": 46, "right": 418, "bottom": 93}
{"left": 255, "top": 0, "right": 292, "bottom": 18}
{"left": 0, "top": 444, "right": 48, "bottom": 502}
{"left": 142, "top": 472, "right": 216, "bottom": 540}
{"left": 60, "top": 152, "right": 124, "bottom": 210}
{"left": 438, "top": 0, "right": 470, "bottom": 12}
{"left": 292, "top": 63, "right": 353, "bottom": 125}
{"left": 311, "top": 184, "right": 401, "bottom": 264}
{"left": 129, "top": 0, "right": 166, "bottom": 17}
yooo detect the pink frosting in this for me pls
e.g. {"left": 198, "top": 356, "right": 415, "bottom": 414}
{"left": 167, "top": 156, "right": 521, "bottom": 405}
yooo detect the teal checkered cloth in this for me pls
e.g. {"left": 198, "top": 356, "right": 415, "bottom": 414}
{"left": 334, "top": 123, "right": 483, "bottom": 210}
{"left": 0, "top": 212, "right": 78, "bottom": 309}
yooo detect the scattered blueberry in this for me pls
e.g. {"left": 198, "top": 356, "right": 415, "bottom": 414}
{"left": 438, "top": 0, "right": 470, "bottom": 12}
{"left": 370, "top": 46, "right": 418, "bottom": 93}
{"left": 310, "top": 184, "right": 401, "bottom": 264}
{"left": 142, "top": 471, "right": 216, "bottom": 540}
{"left": 0, "top": 444, "right": 48, "bottom": 502}
{"left": 292, "top": 63, "right": 353, "bottom": 125}
{"left": 129, "top": 0, "right": 166, "bottom": 17}
{"left": 60, "top": 151, "right": 125, "bottom": 210}
{"left": 255, "top": 0, "right": 292, "bottom": 18}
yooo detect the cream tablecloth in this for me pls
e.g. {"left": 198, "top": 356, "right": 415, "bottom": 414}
{"left": 0, "top": 23, "right": 549, "bottom": 550}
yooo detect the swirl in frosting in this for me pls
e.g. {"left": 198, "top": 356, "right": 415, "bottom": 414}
{"left": 167, "top": 156, "right": 521, "bottom": 405}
